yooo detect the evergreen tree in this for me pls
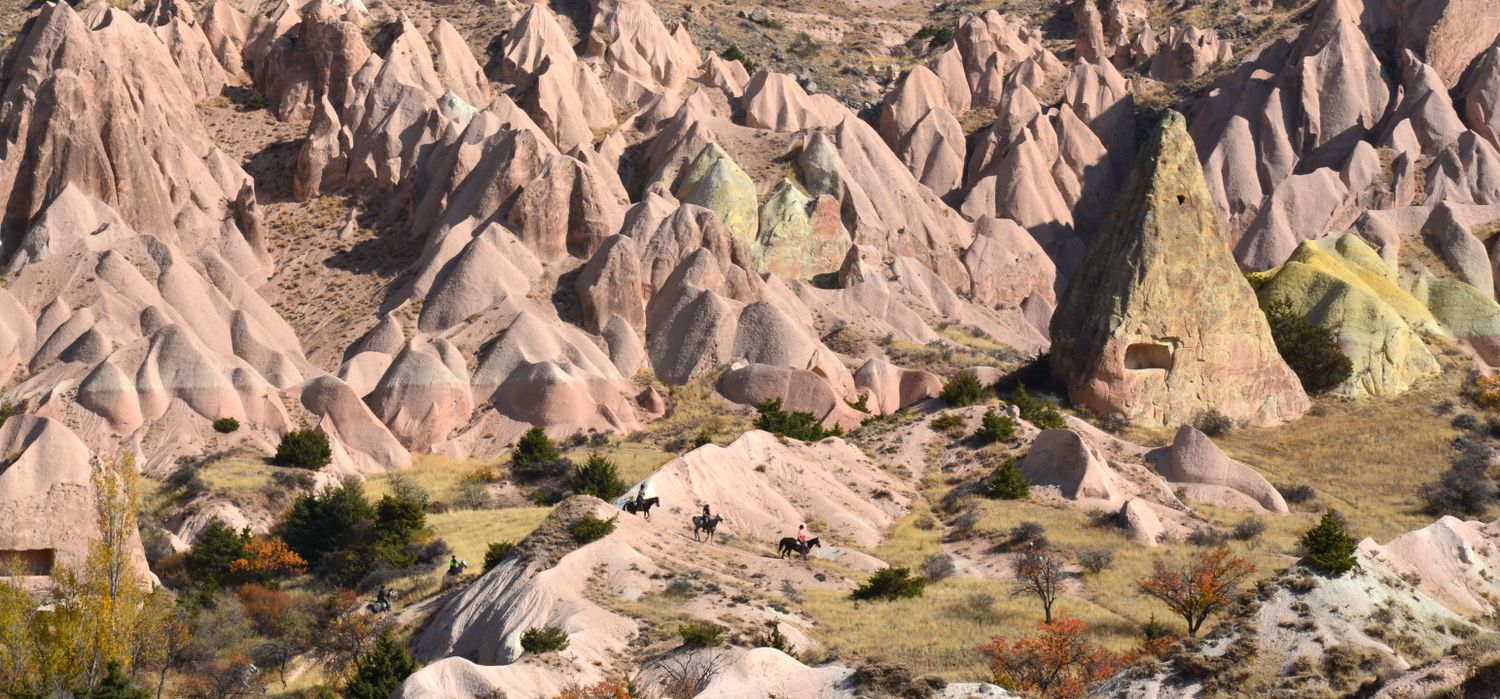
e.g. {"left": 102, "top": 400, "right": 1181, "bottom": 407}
{"left": 513, "top": 427, "right": 560, "bottom": 468}
{"left": 183, "top": 520, "right": 249, "bottom": 589}
{"left": 569, "top": 453, "right": 628, "bottom": 500}
{"left": 973, "top": 408, "right": 1017, "bottom": 444}
{"left": 83, "top": 661, "right": 149, "bottom": 699}
{"left": 983, "top": 458, "right": 1031, "bottom": 500}
{"left": 1300, "top": 509, "right": 1358, "bottom": 575}
{"left": 511, "top": 427, "right": 567, "bottom": 481}
{"left": 1264, "top": 299, "right": 1353, "bottom": 394}
{"left": 344, "top": 631, "right": 418, "bottom": 699}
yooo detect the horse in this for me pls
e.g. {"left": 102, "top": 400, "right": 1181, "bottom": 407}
{"left": 446, "top": 560, "right": 468, "bottom": 577}
{"left": 623, "top": 496, "right": 660, "bottom": 520}
{"left": 692, "top": 514, "right": 724, "bottom": 542}
{"left": 778, "top": 537, "right": 821, "bottom": 559}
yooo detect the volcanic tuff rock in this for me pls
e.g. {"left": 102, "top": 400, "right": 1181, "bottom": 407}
{"left": 0, "top": 416, "right": 147, "bottom": 578}
{"left": 1156, "top": 425, "right": 1289, "bottom": 513}
{"left": 1050, "top": 111, "right": 1309, "bottom": 427}
{"left": 1255, "top": 234, "right": 1443, "bottom": 397}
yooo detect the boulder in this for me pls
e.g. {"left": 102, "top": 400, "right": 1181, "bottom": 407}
{"left": 1119, "top": 498, "right": 1163, "bottom": 546}
{"left": 1158, "top": 425, "right": 1289, "bottom": 513}
{"left": 717, "top": 363, "right": 863, "bottom": 430}
{"left": 1050, "top": 111, "right": 1309, "bottom": 427}
{"left": 1017, "top": 429, "right": 1123, "bottom": 502}
{"left": 852, "top": 358, "right": 941, "bottom": 414}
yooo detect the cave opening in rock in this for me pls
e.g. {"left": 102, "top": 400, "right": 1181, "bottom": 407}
{"left": 0, "top": 548, "right": 54, "bottom": 575}
{"left": 1125, "top": 342, "right": 1174, "bottom": 371}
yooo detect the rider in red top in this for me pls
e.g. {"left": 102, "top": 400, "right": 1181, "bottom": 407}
{"left": 796, "top": 524, "right": 807, "bottom": 550}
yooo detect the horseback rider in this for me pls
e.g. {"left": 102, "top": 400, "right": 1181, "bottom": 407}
{"left": 376, "top": 585, "right": 389, "bottom": 611}
{"left": 796, "top": 524, "right": 808, "bottom": 553}
{"left": 448, "top": 555, "right": 461, "bottom": 575}
{"left": 702, "top": 504, "right": 711, "bottom": 520}
{"left": 635, "top": 484, "right": 648, "bottom": 510}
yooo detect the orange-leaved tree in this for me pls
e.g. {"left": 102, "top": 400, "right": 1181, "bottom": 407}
{"left": 229, "top": 536, "right": 307, "bottom": 582}
{"left": 1138, "top": 547, "right": 1256, "bottom": 637}
{"left": 978, "top": 615, "right": 1125, "bottom": 699}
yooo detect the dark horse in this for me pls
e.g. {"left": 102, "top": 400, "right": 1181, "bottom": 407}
{"left": 692, "top": 514, "right": 724, "bottom": 542}
{"left": 778, "top": 537, "right": 821, "bottom": 559}
{"left": 622, "top": 496, "right": 660, "bottom": 520}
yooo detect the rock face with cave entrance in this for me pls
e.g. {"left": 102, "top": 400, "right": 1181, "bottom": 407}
{"left": 1049, "top": 111, "right": 1309, "bottom": 427}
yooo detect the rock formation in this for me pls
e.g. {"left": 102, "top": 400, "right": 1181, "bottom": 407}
{"left": 1050, "top": 112, "right": 1309, "bottom": 427}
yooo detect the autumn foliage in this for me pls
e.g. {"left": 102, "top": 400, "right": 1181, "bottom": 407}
{"left": 229, "top": 536, "right": 308, "bottom": 581}
{"left": 978, "top": 615, "right": 1126, "bottom": 699}
{"left": 1138, "top": 547, "right": 1257, "bottom": 637}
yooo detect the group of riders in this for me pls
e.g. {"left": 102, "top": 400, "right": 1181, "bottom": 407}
{"left": 629, "top": 485, "right": 816, "bottom": 555}
{"left": 369, "top": 484, "right": 814, "bottom": 614}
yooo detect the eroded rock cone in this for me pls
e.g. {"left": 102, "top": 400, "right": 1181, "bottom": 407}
{"left": 1049, "top": 111, "right": 1309, "bottom": 427}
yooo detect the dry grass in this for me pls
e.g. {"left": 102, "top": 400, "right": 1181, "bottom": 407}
{"left": 365, "top": 453, "right": 499, "bottom": 504}
{"left": 426, "top": 507, "right": 553, "bottom": 568}
{"left": 1208, "top": 367, "right": 1463, "bottom": 542}
{"left": 195, "top": 451, "right": 279, "bottom": 494}
{"left": 561, "top": 442, "right": 674, "bottom": 485}
{"left": 637, "top": 369, "right": 755, "bottom": 447}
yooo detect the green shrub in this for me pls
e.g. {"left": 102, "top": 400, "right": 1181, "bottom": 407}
{"left": 510, "top": 426, "right": 568, "bottom": 481}
{"left": 1078, "top": 547, "right": 1115, "bottom": 575}
{"left": 275, "top": 429, "right": 332, "bottom": 470}
{"left": 344, "top": 630, "right": 418, "bottom": 699}
{"left": 755, "top": 621, "right": 797, "bottom": 658}
{"left": 677, "top": 621, "right": 725, "bottom": 648}
{"left": 484, "top": 541, "right": 516, "bottom": 571}
{"left": 570, "top": 514, "right": 617, "bottom": 544}
{"left": 754, "top": 399, "right": 842, "bottom": 441}
{"left": 569, "top": 453, "right": 627, "bottom": 500}
{"left": 1264, "top": 298, "right": 1353, "bottom": 394}
{"left": 278, "top": 479, "right": 427, "bottom": 586}
{"left": 89, "top": 661, "right": 149, "bottom": 699}
{"left": 0, "top": 401, "right": 16, "bottom": 429}
{"left": 244, "top": 91, "right": 269, "bottom": 110}
{"left": 913, "top": 24, "right": 953, "bottom": 49}
{"left": 693, "top": 429, "right": 714, "bottom": 448}
{"left": 183, "top": 520, "right": 249, "bottom": 589}
{"left": 981, "top": 457, "right": 1030, "bottom": 500}
{"left": 212, "top": 417, "right": 240, "bottom": 434}
{"left": 940, "top": 372, "right": 984, "bottom": 407}
{"left": 719, "top": 45, "right": 757, "bottom": 74}
{"left": 930, "top": 412, "right": 966, "bottom": 436}
{"left": 1300, "top": 510, "right": 1357, "bottom": 576}
{"left": 520, "top": 626, "right": 570, "bottom": 654}
{"left": 851, "top": 567, "right": 927, "bottom": 601}
{"left": 973, "top": 408, "right": 1016, "bottom": 444}
{"left": 1005, "top": 386, "right": 1066, "bottom": 429}
{"left": 1192, "top": 408, "right": 1233, "bottom": 437}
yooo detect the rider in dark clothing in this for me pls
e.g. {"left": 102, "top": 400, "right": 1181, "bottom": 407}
{"left": 702, "top": 505, "right": 711, "bottom": 519}
{"left": 635, "top": 485, "right": 648, "bottom": 509}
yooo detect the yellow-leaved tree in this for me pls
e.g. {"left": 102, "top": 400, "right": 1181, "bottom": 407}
{"left": 0, "top": 451, "right": 166, "bottom": 695}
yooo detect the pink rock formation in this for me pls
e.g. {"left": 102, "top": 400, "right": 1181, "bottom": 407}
{"left": 1158, "top": 425, "right": 1289, "bottom": 513}
{"left": 1018, "top": 429, "right": 1123, "bottom": 501}
{"left": 0, "top": 416, "right": 147, "bottom": 578}
{"left": 852, "top": 358, "right": 941, "bottom": 414}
